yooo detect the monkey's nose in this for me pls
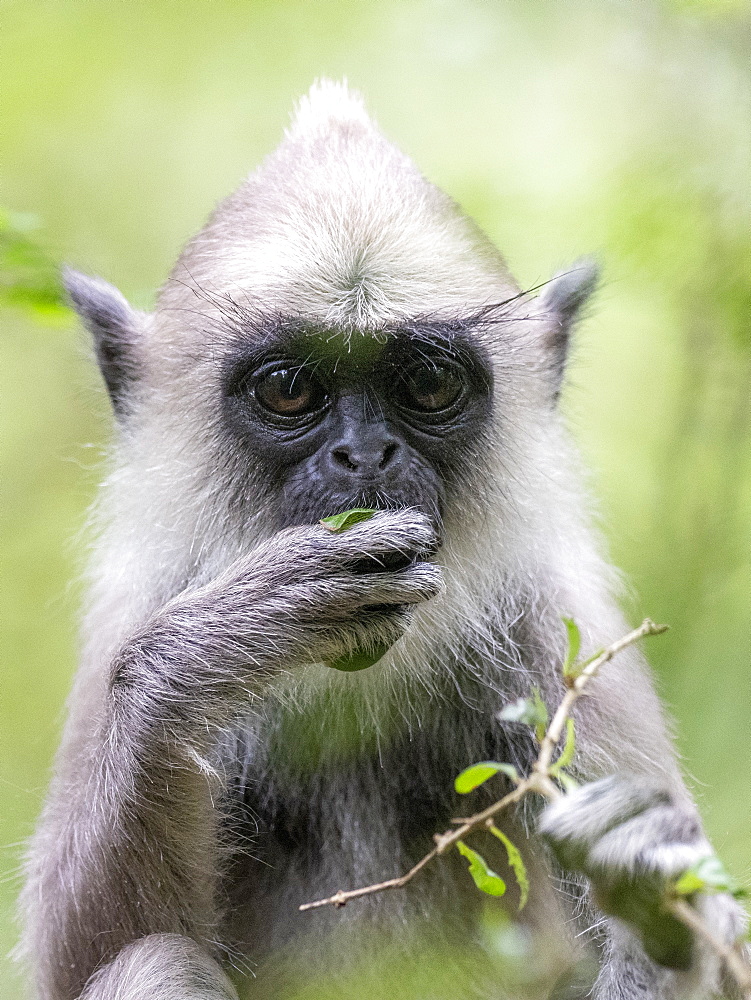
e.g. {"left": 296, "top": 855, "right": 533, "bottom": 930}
{"left": 329, "top": 438, "right": 402, "bottom": 478}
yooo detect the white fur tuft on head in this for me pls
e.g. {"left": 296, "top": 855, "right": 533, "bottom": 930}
{"left": 288, "top": 78, "right": 372, "bottom": 138}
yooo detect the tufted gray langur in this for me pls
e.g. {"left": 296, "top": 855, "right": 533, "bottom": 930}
{"left": 21, "top": 81, "right": 746, "bottom": 1000}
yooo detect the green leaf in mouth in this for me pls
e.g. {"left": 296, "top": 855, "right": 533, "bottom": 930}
{"left": 320, "top": 508, "right": 378, "bottom": 533}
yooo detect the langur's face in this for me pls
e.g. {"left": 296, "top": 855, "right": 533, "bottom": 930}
{"left": 219, "top": 318, "right": 494, "bottom": 530}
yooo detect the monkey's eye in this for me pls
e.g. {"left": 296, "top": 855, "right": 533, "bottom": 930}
{"left": 396, "top": 363, "right": 464, "bottom": 413}
{"left": 254, "top": 367, "right": 327, "bottom": 416}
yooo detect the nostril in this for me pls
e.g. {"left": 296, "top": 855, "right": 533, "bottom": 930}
{"left": 380, "top": 442, "right": 398, "bottom": 470}
{"left": 332, "top": 448, "right": 358, "bottom": 471}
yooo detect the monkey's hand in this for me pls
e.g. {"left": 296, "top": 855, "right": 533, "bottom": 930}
{"left": 115, "top": 509, "right": 443, "bottom": 721}
{"left": 237, "top": 507, "right": 444, "bottom": 668}
{"left": 538, "top": 775, "right": 747, "bottom": 975}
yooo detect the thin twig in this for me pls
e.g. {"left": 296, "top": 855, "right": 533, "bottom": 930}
{"left": 300, "top": 618, "right": 664, "bottom": 911}
{"left": 666, "top": 898, "right": 751, "bottom": 999}
{"left": 299, "top": 783, "right": 531, "bottom": 911}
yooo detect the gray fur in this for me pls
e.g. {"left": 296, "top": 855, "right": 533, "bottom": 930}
{"left": 22, "top": 81, "right": 745, "bottom": 1000}
{"left": 79, "top": 935, "right": 239, "bottom": 1000}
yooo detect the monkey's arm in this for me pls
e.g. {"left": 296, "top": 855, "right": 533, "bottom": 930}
{"left": 23, "top": 510, "right": 441, "bottom": 1000}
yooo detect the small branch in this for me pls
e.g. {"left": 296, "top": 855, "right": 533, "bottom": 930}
{"left": 299, "top": 618, "right": 664, "bottom": 912}
{"left": 299, "top": 844, "right": 443, "bottom": 911}
{"left": 299, "top": 783, "right": 530, "bottom": 911}
{"left": 667, "top": 898, "right": 751, "bottom": 999}
{"left": 298, "top": 617, "right": 751, "bottom": 999}
{"left": 535, "top": 618, "right": 668, "bottom": 777}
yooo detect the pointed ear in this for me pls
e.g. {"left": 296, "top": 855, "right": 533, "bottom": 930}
{"left": 64, "top": 268, "right": 142, "bottom": 418}
{"left": 536, "top": 259, "right": 599, "bottom": 400}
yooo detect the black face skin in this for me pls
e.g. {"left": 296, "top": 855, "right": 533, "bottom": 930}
{"left": 222, "top": 318, "right": 494, "bottom": 531}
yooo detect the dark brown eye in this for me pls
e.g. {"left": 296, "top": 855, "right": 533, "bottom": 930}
{"left": 397, "top": 364, "right": 464, "bottom": 413}
{"left": 254, "top": 368, "right": 326, "bottom": 416}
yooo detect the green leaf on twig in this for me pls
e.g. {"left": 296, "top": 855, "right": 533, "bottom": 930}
{"left": 499, "top": 687, "right": 549, "bottom": 742}
{"left": 454, "top": 761, "right": 519, "bottom": 794}
{"left": 561, "top": 616, "right": 581, "bottom": 678}
{"left": 456, "top": 841, "right": 506, "bottom": 896}
{"left": 557, "top": 772, "right": 581, "bottom": 793}
{"left": 549, "top": 718, "right": 576, "bottom": 776}
{"left": 489, "top": 825, "right": 529, "bottom": 910}
{"left": 320, "top": 508, "right": 377, "bottom": 532}
{"left": 673, "top": 855, "right": 745, "bottom": 898}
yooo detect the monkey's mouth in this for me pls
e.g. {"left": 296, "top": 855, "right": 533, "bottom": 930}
{"left": 279, "top": 483, "right": 444, "bottom": 537}
{"left": 342, "top": 484, "right": 443, "bottom": 524}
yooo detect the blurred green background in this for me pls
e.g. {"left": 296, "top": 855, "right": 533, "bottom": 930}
{"left": 2, "top": 1, "right": 749, "bottom": 996}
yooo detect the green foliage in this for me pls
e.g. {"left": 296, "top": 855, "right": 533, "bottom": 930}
{"left": 556, "top": 772, "right": 581, "bottom": 794}
{"left": 673, "top": 855, "right": 746, "bottom": 899}
{"left": 320, "top": 508, "right": 377, "bottom": 533}
{"left": 456, "top": 841, "right": 507, "bottom": 897}
{"left": 549, "top": 719, "right": 576, "bottom": 777}
{"left": 489, "top": 826, "right": 530, "bottom": 910}
{"left": 561, "top": 617, "right": 581, "bottom": 678}
{"left": 454, "top": 762, "right": 519, "bottom": 794}
{"left": 0, "top": 209, "right": 69, "bottom": 322}
{"left": 561, "top": 616, "right": 611, "bottom": 681}
{"left": 499, "top": 689, "right": 549, "bottom": 743}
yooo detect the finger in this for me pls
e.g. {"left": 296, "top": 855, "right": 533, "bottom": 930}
{"left": 320, "top": 509, "right": 439, "bottom": 561}
{"left": 539, "top": 775, "right": 672, "bottom": 851}
{"left": 290, "top": 562, "right": 444, "bottom": 611}
{"left": 345, "top": 561, "right": 444, "bottom": 604}
{"left": 587, "top": 807, "right": 707, "bottom": 878}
